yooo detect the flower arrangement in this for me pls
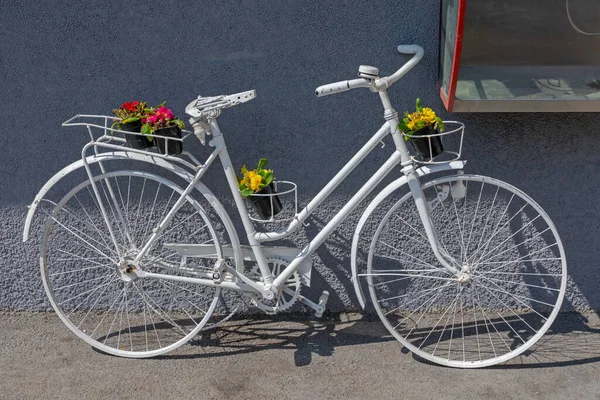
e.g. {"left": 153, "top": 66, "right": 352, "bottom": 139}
{"left": 141, "top": 105, "right": 185, "bottom": 137}
{"left": 398, "top": 98, "right": 445, "bottom": 161}
{"left": 238, "top": 158, "right": 282, "bottom": 220}
{"left": 111, "top": 101, "right": 148, "bottom": 129}
{"left": 398, "top": 98, "right": 445, "bottom": 138}
{"left": 238, "top": 158, "right": 275, "bottom": 197}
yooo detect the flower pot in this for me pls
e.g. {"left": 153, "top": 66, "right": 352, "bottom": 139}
{"left": 408, "top": 124, "right": 444, "bottom": 161}
{"left": 154, "top": 126, "right": 183, "bottom": 155}
{"left": 246, "top": 183, "right": 283, "bottom": 220}
{"left": 119, "top": 120, "right": 154, "bottom": 149}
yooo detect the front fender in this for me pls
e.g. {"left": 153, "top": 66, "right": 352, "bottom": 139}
{"left": 350, "top": 160, "right": 466, "bottom": 309}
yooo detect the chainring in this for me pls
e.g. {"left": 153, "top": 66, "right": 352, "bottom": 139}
{"left": 249, "top": 257, "right": 301, "bottom": 315}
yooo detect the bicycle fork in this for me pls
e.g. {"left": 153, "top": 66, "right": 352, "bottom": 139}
{"left": 402, "top": 164, "right": 463, "bottom": 279}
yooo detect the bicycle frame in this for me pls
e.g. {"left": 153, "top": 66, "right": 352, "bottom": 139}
{"left": 85, "top": 88, "right": 461, "bottom": 303}
{"left": 26, "top": 45, "right": 462, "bottom": 303}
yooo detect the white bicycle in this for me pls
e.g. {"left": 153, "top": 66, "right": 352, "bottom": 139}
{"left": 23, "top": 45, "right": 567, "bottom": 368}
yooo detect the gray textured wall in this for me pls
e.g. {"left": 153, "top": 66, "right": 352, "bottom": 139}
{"left": 1, "top": 1, "right": 598, "bottom": 313}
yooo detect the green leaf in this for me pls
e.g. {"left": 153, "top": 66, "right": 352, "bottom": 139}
{"left": 240, "top": 188, "right": 254, "bottom": 197}
{"left": 110, "top": 121, "right": 119, "bottom": 133}
{"left": 436, "top": 118, "right": 445, "bottom": 132}
{"left": 257, "top": 157, "right": 268, "bottom": 170}
{"left": 141, "top": 124, "right": 151, "bottom": 135}
{"left": 262, "top": 171, "right": 274, "bottom": 186}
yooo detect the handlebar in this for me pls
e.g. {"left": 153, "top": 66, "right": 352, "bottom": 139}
{"left": 315, "top": 78, "right": 371, "bottom": 97}
{"left": 315, "top": 44, "right": 424, "bottom": 97}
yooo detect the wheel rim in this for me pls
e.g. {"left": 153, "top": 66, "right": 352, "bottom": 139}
{"left": 367, "top": 174, "right": 567, "bottom": 368}
{"left": 40, "top": 170, "right": 234, "bottom": 358}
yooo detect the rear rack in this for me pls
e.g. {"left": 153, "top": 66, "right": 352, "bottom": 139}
{"left": 62, "top": 114, "right": 202, "bottom": 167}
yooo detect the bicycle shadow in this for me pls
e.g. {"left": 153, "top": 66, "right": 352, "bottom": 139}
{"left": 140, "top": 310, "right": 600, "bottom": 369}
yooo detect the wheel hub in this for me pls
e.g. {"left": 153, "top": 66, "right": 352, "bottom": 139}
{"left": 457, "top": 265, "right": 472, "bottom": 284}
{"left": 117, "top": 257, "right": 140, "bottom": 282}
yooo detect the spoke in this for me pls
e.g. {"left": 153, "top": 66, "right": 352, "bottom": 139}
{"left": 468, "top": 188, "right": 511, "bottom": 264}
{"left": 465, "top": 181, "right": 484, "bottom": 259}
{"left": 76, "top": 276, "right": 121, "bottom": 330}
{"left": 476, "top": 257, "right": 561, "bottom": 266}
{"left": 50, "top": 264, "right": 112, "bottom": 277}
{"left": 382, "top": 281, "right": 454, "bottom": 311}
{"left": 417, "top": 290, "right": 461, "bottom": 352}
{"left": 450, "top": 187, "right": 467, "bottom": 263}
{"left": 72, "top": 194, "right": 115, "bottom": 251}
{"left": 156, "top": 280, "right": 201, "bottom": 327}
{"left": 472, "top": 294, "right": 481, "bottom": 361}
{"left": 388, "top": 226, "right": 430, "bottom": 250}
{"left": 64, "top": 274, "right": 116, "bottom": 318}
{"left": 379, "top": 241, "right": 445, "bottom": 271}
{"left": 477, "top": 243, "right": 560, "bottom": 276}
{"left": 476, "top": 284, "right": 529, "bottom": 345}
{"left": 474, "top": 286, "right": 509, "bottom": 355}
{"left": 99, "top": 178, "right": 129, "bottom": 250}
{"left": 475, "top": 230, "right": 553, "bottom": 276}
{"left": 469, "top": 200, "right": 528, "bottom": 265}
{"left": 402, "top": 281, "right": 458, "bottom": 340}
{"left": 54, "top": 274, "right": 114, "bottom": 292}
{"left": 103, "top": 288, "right": 127, "bottom": 345}
{"left": 47, "top": 214, "right": 118, "bottom": 263}
{"left": 124, "top": 288, "right": 134, "bottom": 352}
{"left": 460, "top": 290, "right": 466, "bottom": 363}
{"left": 142, "top": 182, "right": 162, "bottom": 242}
{"left": 46, "top": 208, "right": 120, "bottom": 260}
{"left": 474, "top": 217, "right": 546, "bottom": 267}
{"left": 160, "top": 210, "right": 202, "bottom": 239}
{"left": 480, "top": 271, "right": 563, "bottom": 277}
{"left": 379, "top": 281, "right": 454, "bottom": 303}
{"left": 135, "top": 178, "right": 148, "bottom": 234}
{"left": 477, "top": 274, "right": 560, "bottom": 293}
{"left": 477, "top": 275, "right": 552, "bottom": 321}
{"left": 361, "top": 272, "right": 456, "bottom": 282}
{"left": 448, "top": 287, "right": 459, "bottom": 361}
{"left": 430, "top": 290, "right": 461, "bottom": 357}
{"left": 57, "top": 277, "right": 119, "bottom": 307}
{"left": 135, "top": 283, "right": 162, "bottom": 349}
{"left": 139, "top": 288, "right": 188, "bottom": 336}
{"left": 113, "top": 176, "right": 131, "bottom": 242}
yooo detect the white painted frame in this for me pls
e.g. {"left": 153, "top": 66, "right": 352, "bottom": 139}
{"left": 24, "top": 45, "right": 467, "bottom": 304}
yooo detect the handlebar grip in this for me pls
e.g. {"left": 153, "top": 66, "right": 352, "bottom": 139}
{"left": 397, "top": 44, "right": 423, "bottom": 55}
{"left": 315, "top": 81, "right": 351, "bottom": 97}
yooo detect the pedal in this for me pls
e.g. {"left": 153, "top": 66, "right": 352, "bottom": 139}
{"left": 297, "top": 290, "right": 329, "bottom": 318}
{"left": 315, "top": 291, "right": 329, "bottom": 318}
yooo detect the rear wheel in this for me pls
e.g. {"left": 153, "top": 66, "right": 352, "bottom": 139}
{"left": 366, "top": 174, "right": 567, "bottom": 368}
{"left": 40, "top": 170, "right": 240, "bottom": 358}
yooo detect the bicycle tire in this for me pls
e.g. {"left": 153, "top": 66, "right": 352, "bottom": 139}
{"left": 40, "top": 170, "right": 240, "bottom": 358}
{"left": 365, "top": 174, "right": 567, "bottom": 368}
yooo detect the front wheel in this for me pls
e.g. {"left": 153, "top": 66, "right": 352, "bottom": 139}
{"left": 40, "top": 170, "right": 240, "bottom": 358}
{"left": 366, "top": 174, "right": 567, "bottom": 368}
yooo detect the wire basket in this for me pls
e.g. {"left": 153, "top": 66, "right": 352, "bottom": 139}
{"left": 401, "top": 121, "right": 465, "bottom": 164}
{"left": 62, "top": 114, "right": 192, "bottom": 157}
{"left": 246, "top": 181, "right": 298, "bottom": 223}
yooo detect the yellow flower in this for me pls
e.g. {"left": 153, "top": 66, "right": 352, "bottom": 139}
{"left": 249, "top": 173, "right": 263, "bottom": 191}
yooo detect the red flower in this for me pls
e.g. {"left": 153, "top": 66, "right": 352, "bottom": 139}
{"left": 120, "top": 101, "right": 138, "bottom": 112}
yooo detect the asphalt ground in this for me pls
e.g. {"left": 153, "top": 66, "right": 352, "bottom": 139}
{"left": 1, "top": 311, "right": 600, "bottom": 399}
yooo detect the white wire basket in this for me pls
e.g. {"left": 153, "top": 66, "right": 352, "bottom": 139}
{"left": 62, "top": 114, "right": 193, "bottom": 157}
{"left": 246, "top": 181, "right": 298, "bottom": 223}
{"left": 400, "top": 121, "right": 465, "bottom": 164}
